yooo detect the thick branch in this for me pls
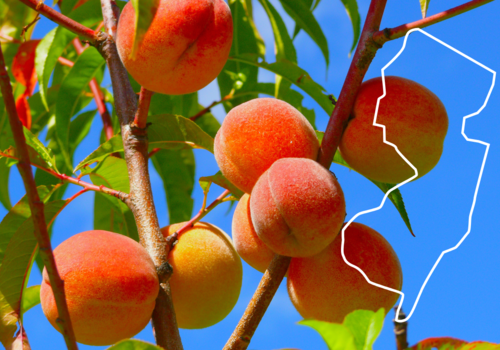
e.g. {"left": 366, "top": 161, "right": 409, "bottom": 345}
{"left": 394, "top": 308, "right": 409, "bottom": 350}
{"left": 133, "top": 87, "right": 154, "bottom": 129}
{"left": 373, "top": 0, "right": 494, "bottom": 45}
{"left": 0, "top": 45, "right": 78, "bottom": 350}
{"left": 318, "top": 0, "right": 388, "bottom": 168}
{"left": 98, "top": 1, "right": 183, "bottom": 349}
{"left": 223, "top": 255, "right": 291, "bottom": 350}
{"left": 18, "top": 0, "right": 96, "bottom": 43}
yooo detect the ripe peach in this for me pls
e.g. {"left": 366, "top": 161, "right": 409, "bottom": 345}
{"left": 215, "top": 98, "right": 320, "bottom": 193}
{"left": 116, "top": 0, "right": 233, "bottom": 95}
{"left": 250, "top": 158, "right": 346, "bottom": 258}
{"left": 287, "top": 222, "right": 403, "bottom": 323}
{"left": 40, "top": 230, "right": 159, "bottom": 346}
{"left": 339, "top": 76, "right": 448, "bottom": 184}
{"left": 232, "top": 194, "right": 275, "bottom": 273}
{"left": 161, "top": 222, "right": 242, "bottom": 329}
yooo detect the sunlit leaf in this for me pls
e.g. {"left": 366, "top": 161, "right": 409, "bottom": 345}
{"left": 94, "top": 192, "right": 139, "bottom": 242}
{"left": 419, "top": 0, "right": 430, "bottom": 18}
{"left": 342, "top": 309, "right": 385, "bottom": 350}
{"left": 152, "top": 149, "right": 195, "bottom": 224}
{"left": 299, "top": 319, "right": 357, "bottom": 350}
{"left": 131, "top": 0, "right": 160, "bottom": 59}
{"left": 20, "top": 285, "right": 40, "bottom": 315}
{"left": 199, "top": 172, "right": 244, "bottom": 199}
{"left": 0, "top": 159, "right": 11, "bottom": 210}
{"left": 106, "top": 339, "right": 163, "bottom": 350}
{"left": 339, "top": 0, "right": 361, "bottom": 55}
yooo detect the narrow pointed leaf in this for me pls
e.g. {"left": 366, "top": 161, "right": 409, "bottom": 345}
{"left": 20, "top": 285, "right": 40, "bottom": 315}
{"left": 199, "top": 172, "right": 244, "bottom": 199}
{"left": 299, "top": 320, "right": 357, "bottom": 350}
{"left": 339, "top": 0, "right": 361, "bottom": 55}
{"left": 342, "top": 309, "right": 385, "bottom": 350}
{"left": 106, "top": 339, "right": 163, "bottom": 349}
{"left": 420, "top": 0, "right": 430, "bottom": 18}
{"left": 94, "top": 193, "right": 139, "bottom": 242}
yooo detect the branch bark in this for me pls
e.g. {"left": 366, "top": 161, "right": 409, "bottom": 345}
{"left": 0, "top": 44, "right": 79, "bottom": 350}
{"left": 18, "top": 0, "right": 97, "bottom": 42}
{"left": 134, "top": 87, "right": 154, "bottom": 129}
{"left": 318, "top": 0, "right": 388, "bottom": 168}
{"left": 97, "top": 1, "right": 183, "bottom": 349}
{"left": 373, "top": 0, "right": 494, "bottom": 45}
{"left": 394, "top": 308, "right": 409, "bottom": 350}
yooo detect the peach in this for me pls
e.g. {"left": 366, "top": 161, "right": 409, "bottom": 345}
{"left": 339, "top": 76, "right": 448, "bottom": 184}
{"left": 116, "top": 0, "right": 233, "bottom": 95}
{"left": 287, "top": 222, "right": 403, "bottom": 323}
{"left": 250, "top": 158, "right": 346, "bottom": 258}
{"left": 40, "top": 230, "right": 159, "bottom": 346}
{"left": 232, "top": 194, "right": 275, "bottom": 273}
{"left": 161, "top": 222, "right": 242, "bottom": 329}
{"left": 215, "top": 98, "right": 320, "bottom": 193}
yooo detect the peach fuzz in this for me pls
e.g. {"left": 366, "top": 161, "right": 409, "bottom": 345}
{"left": 116, "top": 0, "right": 233, "bottom": 95}
{"left": 287, "top": 222, "right": 403, "bottom": 323}
{"left": 339, "top": 76, "right": 448, "bottom": 184}
{"left": 232, "top": 193, "right": 275, "bottom": 273}
{"left": 250, "top": 158, "right": 346, "bottom": 258}
{"left": 215, "top": 98, "right": 320, "bottom": 194}
{"left": 161, "top": 222, "right": 242, "bottom": 329}
{"left": 40, "top": 230, "right": 159, "bottom": 346}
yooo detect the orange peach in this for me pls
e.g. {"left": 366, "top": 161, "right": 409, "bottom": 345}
{"left": 232, "top": 194, "right": 275, "bottom": 273}
{"left": 287, "top": 222, "right": 403, "bottom": 323}
{"left": 339, "top": 76, "right": 448, "bottom": 184}
{"left": 40, "top": 230, "right": 159, "bottom": 346}
{"left": 214, "top": 98, "right": 320, "bottom": 193}
{"left": 116, "top": 0, "right": 233, "bottom": 95}
{"left": 161, "top": 222, "right": 242, "bottom": 329}
{"left": 250, "top": 158, "right": 346, "bottom": 258}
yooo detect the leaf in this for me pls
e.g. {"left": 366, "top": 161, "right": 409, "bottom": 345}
{"left": 419, "top": 0, "right": 430, "bottom": 18}
{"left": 69, "top": 110, "right": 97, "bottom": 153}
{"left": 106, "top": 339, "right": 163, "bottom": 350}
{"left": 279, "top": 0, "right": 329, "bottom": 67}
{"left": 35, "top": 26, "right": 76, "bottom": 110}
{"left": 199, "top": 172, "right": 244, "bottom": 199}
{"left": 74, "top": 134, "right": 124, "bottom": 172}
{"left": 193, "top": 108, "right": 221, "bottom": 138}
{"left": 20, "top": 285, "right": 40, "bottom": 315}
{"left": 23, "top": 127, "right": 59, "bottom": 173}
{"left": 332, "top": 150, "right": 414, "bottom": 236}
{"left": 229, "top": 54, "right": 333, "bottom": 117}
{"left": 299, "top": 319, "right": 357, "bottom": 350}
{"left": 0, "top": 159, "right": 11, "bottom": 210}
{"left": 339, "top": 0, "right": 361, "bottom": 56}
{"left": 1, "top": 145, "right": 54, "bottom": 172}
{"left": 342, "top": 309, "right": 385, "bottom": 350}
{"left": 85, "top": 156, "right": 130, "bottom": 193}
{"left": 55, "top": 47, "right": 105, "bottom": 168}
{"left": 152, "top": 149, "right": 195, "bottom": 224}
{"left": 0, "top": 195, "right": 66, "bottom": 346}
{"left": 94, "top": 193, "right": 139, "bottom": 242}
{"left": 130, "top": 0, "right": 160, "bottom": 59}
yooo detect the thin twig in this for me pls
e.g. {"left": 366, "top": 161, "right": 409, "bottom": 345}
{"left": 223, "top": 255, "right": 291, "bottom": 350}
{"left": 0, "top": 42, "right": 79, "bottom": 350}
{"left": 394, "top": 307, "right": 409, "bottom": 350}
{"left": 72, "top": 38, "right": 114, "bottom": 140}
{"left": 189, "top": 94, "right": 232, "bottom": 121}
{"left": 373, "top": 0, "right": 494, "bottom": 45}
{"left": 98, "top": 0, "right": 183, "bottom": 348}
{"left": 148, "top": 148, "right": 161, "bottom": 158}
{"left": 317, "top": 0, "right": 388, "bottom": 168}
{"left": 18, "top": 0, "right": 97, "bottom": 43}
{"left": 133, "top": 87, "right": 154, "bottom": 129}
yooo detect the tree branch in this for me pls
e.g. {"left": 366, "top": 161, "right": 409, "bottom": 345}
{"left": 0, "top": 44, "right": 79, "bottom": 350}
{"left": 373, "top": 0, "right": 494, "bottom": 45}
{"left": 223, "top": 255, "right": 291, "bottom": 350}
{"left": 133, "top": 87, "right": 154, "bottom": 129}
{"left": 97, "top": 1, "right": 183, "bottom": 349}
{"left": 17, "top": 0, "right": 97, "bottom": 43}
{"left": 317, "top": 0, "right": 388, "bottom": 168}
{"left": 394, "top": 308, "right": 409, "bottom": 350}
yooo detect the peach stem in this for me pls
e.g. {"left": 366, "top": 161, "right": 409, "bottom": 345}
{"left": 134, "top": 87, "right": 154, "bottom": 129}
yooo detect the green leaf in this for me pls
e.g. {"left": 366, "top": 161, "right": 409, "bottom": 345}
{"left": 131, "top": 0, "right": 160, "bottom": 59}
{"left": 20, "top": 285, "right": 41, "bottom": 315}
{"left": 339, "top": 0, "right": 361, "bottom": 56}
{"left": 106, "top": 339, "right": 163, "bottom": 350}
{"left": 55, "top": 47, "right": 105, "bottom": 167}
{"left": 279, "top": 0, "right": 329, "bottom": 67}
{"left": 152, "top": 149, "right": 195, "bottom": 224}
{"left": 419, "top": 0, "right": 430, "bottom": 18}
{"left": 229, "top": 54, "right": 333, "bottom": 117}
{"left": 85, "top": 156, "right": 130, "bottom": 193}
{"left": 23, "top": 126, "right": 59, "bottom": 173}
{"left": 0, "top": 195, "right": 66, "bottom": 346}
{"left": 332, "top": 151, "right": 414, "bottom": 236}
{"left": 94, "top": 193, "right": 139, "bottom": 242}
{"left": 0, "top": 159, "right": 11, "bottom": 210}
{"left": 35, "top": 26, "right": 76, "bottom": 110}
{"left": 68, "top": 0, "right": 109, "bottom": 28}
{"left": 74, "top": 134, "right": 124, "bottom": 172}
{"left": 193, "top": 107, "right": 221, "bottom": 138}
{"left": 69, "top": 110, "right": 97, "bottom": 153}
{"left": 299, "top": 319, "right": 357, "bottom": 350}
{"left": 199, "top": 172, "right": 244, "bottom": 199}
{"left": 342, "top": 309, "right": 385, "bottom": 350}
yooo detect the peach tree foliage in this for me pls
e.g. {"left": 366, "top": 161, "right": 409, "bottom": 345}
{"left": 0, "top": 0, "right": 496, "bottom": 349}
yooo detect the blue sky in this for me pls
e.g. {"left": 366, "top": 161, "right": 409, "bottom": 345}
{"left": 2, "top": 0, "right": 500, "bottom": 349}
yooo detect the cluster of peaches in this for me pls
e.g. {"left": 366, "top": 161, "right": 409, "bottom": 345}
{"left": 39, "top": 0, "right": 450, "bottom": 346}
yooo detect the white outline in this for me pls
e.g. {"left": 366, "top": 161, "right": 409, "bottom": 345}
{"left": 341, "top": 28, "right": 496, "bottom": 323}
